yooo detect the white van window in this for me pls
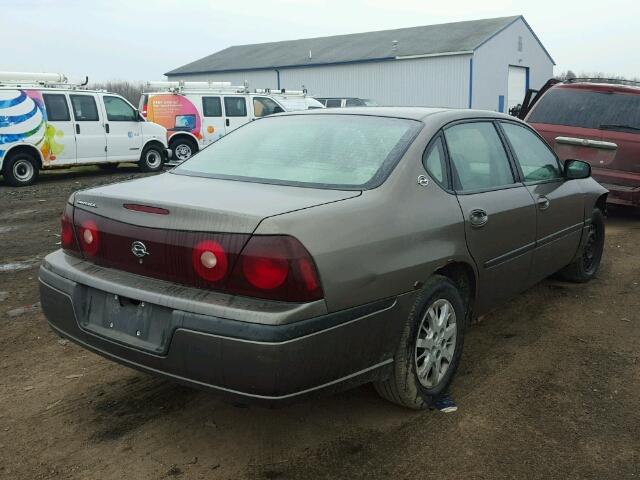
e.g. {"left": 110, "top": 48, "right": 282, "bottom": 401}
{"left": 224, "top": 97, "right": 247, "bottom": 117}
{"left": 43, "top": 94, "right": 70, "bottom": 121}
{"left": 202, "top": 97, "right": 222, "bottom": 117}
{"left": 103, "top": 96, "right": 137, "bottom": 122}
{"left": 326, "top": 99, "right": 342, "bottom": 108}
{"left": 253, "top": 97, "right": 280, "bottom": 117}
{"left": 70, "top": 95, "right": 99, "bottom": 121}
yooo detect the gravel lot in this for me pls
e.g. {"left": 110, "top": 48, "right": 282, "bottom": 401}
{"left": 1, "top": 167, "right": 638, "bottom": 480}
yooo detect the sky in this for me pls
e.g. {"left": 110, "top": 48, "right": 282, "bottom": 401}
{"left": 1, "top": 0, "right": 638, "bottom": 83}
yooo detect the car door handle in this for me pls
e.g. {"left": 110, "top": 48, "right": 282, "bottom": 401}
{"left": 225, "top": 118, "right": 230, "bottom": 127}
{"left": 469, "top": 209, "right": 489, "bottom": 228}
{"left": 75, "top": 124, "right": 80, "bottom": 134}
{"left": 537, "top": 196, "right": 550, "bottom": 211}
{"left": 105, "top": 123, "right": 110, "bottom": 134}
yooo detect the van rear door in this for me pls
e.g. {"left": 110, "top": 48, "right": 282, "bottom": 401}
{"left": 41, "top": 92, "right": 76, "bottom": 166}
{"left": 223, "top": 96, "right": 250, "bottom": 133}
{"left": 69, "top": 93, "right": 106, "bottom": 163}
{"left": 201, "top": 95, "right": 225, "bottom": 145}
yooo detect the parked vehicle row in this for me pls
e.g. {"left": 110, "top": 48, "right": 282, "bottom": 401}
{"left": 40, "top": 107, "right": 607, "bottom": 408}
{"left": 140, "top": 82, "right": 324, "bottom": 162}
{"left": 0, "top": 72, "right": 169, "bottom": 187}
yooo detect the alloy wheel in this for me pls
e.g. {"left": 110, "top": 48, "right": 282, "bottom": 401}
{"left": 414, "top": 298, "right": 457, "bottom": 388}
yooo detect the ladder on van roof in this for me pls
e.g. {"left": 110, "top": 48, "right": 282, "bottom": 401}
{"left": 145, "top": 80, "right": 308, "bottom": 96}
{"left": 0, "top": 71, "right": 90, "bottom": 90}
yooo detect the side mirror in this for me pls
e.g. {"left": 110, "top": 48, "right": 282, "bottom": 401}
{"left": 564, "top": 159, "right": 591, "bottom": 179}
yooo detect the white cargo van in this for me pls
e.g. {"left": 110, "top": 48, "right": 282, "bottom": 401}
{"left": 140, "top": 81, "right": 323, "bottom": 163}
{"left": 0, "top": 72, "right": 169, "bottom": 187}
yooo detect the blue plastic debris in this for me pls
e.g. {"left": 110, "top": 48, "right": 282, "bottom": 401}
{"left": 431, "top": 394, "right": 458, "bottom": 413}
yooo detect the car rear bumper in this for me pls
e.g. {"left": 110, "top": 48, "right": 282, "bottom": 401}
{"left": 39, "top": 256, "right": 409, "bottom": 405}
{"left": 593, "top": 168, "right": 640, "bottom": 207}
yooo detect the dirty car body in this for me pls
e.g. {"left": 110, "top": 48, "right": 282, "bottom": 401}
{"left": 39, "top": 108, "right": 608, "bottom": 407}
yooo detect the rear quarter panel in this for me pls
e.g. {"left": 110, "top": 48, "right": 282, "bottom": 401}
{"left": 255, "top": 127, "right": 473, "bottom": 312}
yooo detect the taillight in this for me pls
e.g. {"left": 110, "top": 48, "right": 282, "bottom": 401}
{"left": 227, "top": 235, "right": 323, "bottom": 302}
{"left": 78, "top": 219, "right": 100, "bottom": 256}
{"left": 60, "top": 203, "right": 79, "bottom": 253}
{"left": 192, "top": 240, "right": 228, "bottom": 282}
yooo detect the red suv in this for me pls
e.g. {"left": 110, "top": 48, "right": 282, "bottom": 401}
{"left": 522, "top": 79, "right": 640, "bottom": 207}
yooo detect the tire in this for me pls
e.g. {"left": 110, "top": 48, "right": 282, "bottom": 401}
{"left": 374, "top": 275, "right": 466, "bottom": 409}
{"left": 558, "top": 207, "right": 605, "bottom": 282}
{"left": 170, "top": 138, "right": 197, "bottom": 162}
{"left": 3, "top": 151, "right": 39, "bottom": 187}
{"left": 98, "top": 163, "right": 119, "bottom": 171}
{"left": 138, "top": 144, "right": 164, "bottom": 172}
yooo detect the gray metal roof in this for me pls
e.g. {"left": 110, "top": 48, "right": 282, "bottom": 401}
{"left": 166, "top": 16, "right": 523, "bottom": 76}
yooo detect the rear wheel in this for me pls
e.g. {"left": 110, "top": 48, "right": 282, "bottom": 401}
{"left": 558, "top": 207, "right": 605, "bottom": 282}
{"left": 374, "top": 275, "right": 466, "bottom": 409}
{"left": 170, "top": 137, "right": 197, "bottom": 162}
{"left": 139, "top": 144, "right": 164, "bottom": 172}
{"left": 3, "top": 152, "right": 39, "bottom": 187}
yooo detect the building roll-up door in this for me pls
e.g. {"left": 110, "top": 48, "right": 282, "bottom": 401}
{"left": 507, "top": 66, "right": 528, "bottom": 112}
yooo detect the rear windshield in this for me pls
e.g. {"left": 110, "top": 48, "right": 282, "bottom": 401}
{"left": 173, "top": 114, "right": 421, "bottom": 189}
{"left": 528, "top": 88, "right": 640, "bottom": 130}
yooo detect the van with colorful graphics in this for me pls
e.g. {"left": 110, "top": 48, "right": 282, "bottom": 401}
{"left": 0, "top": 72, "right": 170, "bottom": 187}
{"left": 140, "top": 81, "right": 323, "bottom": 163}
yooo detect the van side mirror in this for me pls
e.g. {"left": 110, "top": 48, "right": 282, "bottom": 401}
{"left": 564, "top": 159, "right": 591, "bottom": 179}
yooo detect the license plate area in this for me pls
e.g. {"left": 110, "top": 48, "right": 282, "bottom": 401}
{"left": 75, "top": 286, "right": 181, "bottom": 355}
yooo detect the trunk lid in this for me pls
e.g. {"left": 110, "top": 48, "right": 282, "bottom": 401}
{"left": 74, "top": 172, "right": 360, "bottom": 233}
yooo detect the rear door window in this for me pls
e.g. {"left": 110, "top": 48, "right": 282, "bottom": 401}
{"left": 528, "top": 88, "right": 640, "bottom": 130}
{"left": 501, "top": 122, "right": 562, "bottom": 182}
{"left": 224, "top": 97, "right": 247, "bottom": 117}
{"left": 444, "top": 122, "right": 515, "bottom": 192}
{"left": 70, "top": 95, "right": 99, "bottom": 121}
{"left": 422, "top": 136, "right": 448, "bottom": 187}
{"left": 202, "top": 96, "right": 222, "bottom": 117}
{"left": 43, "top": 93, "right": 70, "bottom": 121}
{"left": 326, "top": 99, "right": 342, "bottom": 108}
{"left": 345, "top": 98, "right": 365, "bottom": 107}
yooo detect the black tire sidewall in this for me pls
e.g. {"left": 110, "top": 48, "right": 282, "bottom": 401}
{"left": 393, "top": 277, "right": 466, "bottom": 406}
{"left": 4, "top": 153, "right": 38, "bottom": 187}
{"left": 170, "top": 138, "right": 197, "bottom": 161}
{"left": 577, "top": 208, "right": 605, "bottom": 280}
{"left": 140, "top": 145, "right": 164, "bottom": 172}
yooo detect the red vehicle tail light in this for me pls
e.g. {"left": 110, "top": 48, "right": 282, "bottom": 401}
{"left": 228, "top": 235, "right": 323, "bottom": 302}
{"left": 69, "top": 208, "right": 323, "bottom": 303}
{"left": 78, "top": 219, "right": 100, "bottom": 256}
{"left": 192, "top": 240, "right": 228, "bottom": 282}
{"left": 60, "top": 203, "right": 80, "bottom": 253}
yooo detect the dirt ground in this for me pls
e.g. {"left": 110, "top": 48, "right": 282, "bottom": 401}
{"left": 0, "top": 167, "right": 638, "bottom": 480}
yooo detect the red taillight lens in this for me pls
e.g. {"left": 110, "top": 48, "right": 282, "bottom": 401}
{"left": 242, "top": 253, "right": 289, "bottom": 290}
{"left": 78, "top": 220, "right": 100, "bottom": 256}
{"left": 61, "top": 215, "right": 74, "bottom": 248}
{"left": 60, "top": 203, "right": 80, "bottom": 254}
{"left": 192, "top": 240, "right": 228, "bottom": 282}
{"left": 228, "top": 235, "right": 323, "bottom": 302}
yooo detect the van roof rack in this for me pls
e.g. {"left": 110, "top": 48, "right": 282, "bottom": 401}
{"left": 564, "top": 77, "right": 640, "bottom": 87}
{"left": 145, "top": 80, "right": 308, "bottom": 96}
{"left": 0, "top": 71, "right": 90, "bottom": 89}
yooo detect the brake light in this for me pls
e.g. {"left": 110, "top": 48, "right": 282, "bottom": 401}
{"left": 192, "top": 240, "right": 228, "bottom": 282}
{"left": 60, "top": 203, "right": 79, "bottom": 253}
{"left": 79, "top": 220, "right": 100, "bottom": 256}
{"left": 227, "top": 236, "right": 323, "bottom": 302}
